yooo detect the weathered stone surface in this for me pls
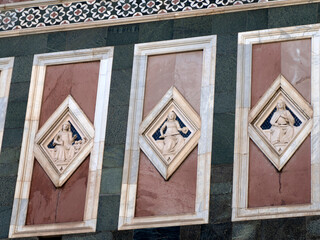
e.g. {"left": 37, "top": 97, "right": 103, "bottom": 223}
{"left": 268, "top": 4, "right": 317, "bottom": 29}
{"left": 96, "top": 195, "right": 120, "bottom": 232}
{"left": 201, "top": 223, "right": 232, "bottom": 240}
{"left": 209, "top": 194, "right": 232, "bottom": 224}
{"left": 100, "top": 168, "right": 122, "bottom": 195}
{"left": 62, "top": 231, "right": 112, "bottom": 240}
{"left": 139, "top": 20, "right": 173, "bottom": 43}
{"left": 103, "top": 144, "right": 125, "bottom": 168}
{"left": 212, "top": 113, "right": 235, "bottom": 165}
{"left": 106, "top": 25, "right": 139, "bottom": 46}
{"left": 260, "top": 217, "right": 306, "bottom": 240}
{"left": 112, "top": 230, "right": 133, "bottom": 240}
{"left": 306, "top": 216, "right": 320, "bottom": 239}
{"left": 133, "top": 227, "right": 180, "bottom": 240}
{"left": 66, "top": 28, "right": 107, "bottom": 50}
{"left": 232, "top": 221, "right": 261, "bottom": 240}
{"left": 180, "top": 225, "right": 201, "bottom": 240}
{"left": 173, "top": 16, "right": 213, "bottom": 39}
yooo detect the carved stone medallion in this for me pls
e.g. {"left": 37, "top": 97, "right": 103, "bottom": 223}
{"left": 139, "top": 87, "right": 201, "bottom": 180}
{"left": 248, "top": 75, "right": 313, "bottom": 170}
{"left": 34, "top": 95, "right": 94, "bottom": 187}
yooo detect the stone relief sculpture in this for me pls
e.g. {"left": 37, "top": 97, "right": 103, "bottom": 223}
{"left": 158, "top": 111, "right": 189, "bottom": 163}
{"left": 248, "top": 75, "right": 313, "bottom": 171}
{"left": 139, "top": 87, "right": 201, "bottom": 180}
{"left": 269, "top": 101, "right": 295, "bottom": 152}
{"left": 34, "top": 95, "right": 94, "bottom": 186}
{"left": 49, "top": 122, "right": 87, "bottom": 172}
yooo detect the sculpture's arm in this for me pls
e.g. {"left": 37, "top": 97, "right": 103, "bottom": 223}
{"left": 53, "top": 133, "right": 62, "bottom": 146}
{"left": 175, "top": 121, "right": 182, "bottom": 131}
{"left": 286, "top": 111, "right": 295, "bottom": 126}
{"left": 160, "top": 123, "right": 167, "bottom": 138}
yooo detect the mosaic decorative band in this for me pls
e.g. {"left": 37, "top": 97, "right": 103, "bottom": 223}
{"left": 0, "top": 0, "right": 269, "bottom": 32}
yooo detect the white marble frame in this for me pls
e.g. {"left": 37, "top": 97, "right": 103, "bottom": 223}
{"left": 118, "top": 35, "right": 216, "bottom": 230}
{"left": 9, "top": 47, "right": 114, "bottom": 238}
{"left": 232, "top": 24, "right": 320, "bottom": 221}
{"left": 0, "top": 57, "right": 14, "bottom": 154}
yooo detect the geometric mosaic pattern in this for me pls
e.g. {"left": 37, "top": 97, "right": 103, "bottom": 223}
{"left": 0, "top": 0, "right": 267, "bottom": 32}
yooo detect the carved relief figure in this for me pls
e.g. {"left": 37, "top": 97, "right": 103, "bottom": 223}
{"left": 51, "top": 122, "right": 77, "bottom": 163}
{"left": 270, "top": 100, "right": 295, "bottom": 147}
{"left": 48, "top": 122, "right": 87, "bottom": 171}
{"left": 158, "top": 111, "right": 188, "bottom": 163}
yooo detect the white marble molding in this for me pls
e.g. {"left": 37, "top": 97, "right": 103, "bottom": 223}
{"left": 9, "top": 47, "right": 114, "bottom": 238}
{"left": 232, "top": 24, "right": 320, "bottom": 221}
{"left": 0, "top": 57, "right": 14, "bottom": 153}
{"left": 118, "top": 35, "right": 216, "bottom": 230}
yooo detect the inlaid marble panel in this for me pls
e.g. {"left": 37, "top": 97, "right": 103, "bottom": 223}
{"left": 232, "top": 25, "right": 320, "bottom": 221}
{"left": 9, "top": 47, "right": 113, "bottom": 238}
{"left": 119, "top": 36, "right": 216, "bottom": 229}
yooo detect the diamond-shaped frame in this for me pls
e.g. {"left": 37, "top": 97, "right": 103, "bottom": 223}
{"left": 34, "top": 95, "right": 94, "bottom": 187}
{"left": 248, "top": 75, "right": 313, "bottom": 171}
{"left": 139, "top": 87, "right": 201, "bottom": 180}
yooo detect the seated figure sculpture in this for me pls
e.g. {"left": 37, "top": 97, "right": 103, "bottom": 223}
{"left": 51, "top": 122, "right": 77, "bottom": 165}
{"left": 270, "top": 100, "right": 295, "bottom": 147}
{"left": 158, "top": 111, "right": 188, "bottom": 163}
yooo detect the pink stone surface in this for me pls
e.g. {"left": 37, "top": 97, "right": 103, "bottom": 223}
{"left": 135, "top": 149, "right": 198, "bottom": 216}
{"left": 135, "top": 51, "right": 203, "bottom": 217}
{"left": 26, "top": 158, "right": 89, "bottom": 224}
{"left": 27, "top": 62, "right": 100, "bottom": 224}
{"left": 281, "top": 40, "right": 311, "bottom": 103}
{"left": 143, "top": 51, "right": 203, "bottom": 118}
{"left": 248, "top": 39, "right": 311, "bottom": 208}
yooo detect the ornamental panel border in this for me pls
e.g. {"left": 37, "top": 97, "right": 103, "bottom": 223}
{"left": 118, "top": 35, "right": 216, "bottom": 230}
{"left": 232, "top": 24, "right": 320, "bottom": 221}
{"left": 9, "top": 47, "right": 113, "bottom": 238}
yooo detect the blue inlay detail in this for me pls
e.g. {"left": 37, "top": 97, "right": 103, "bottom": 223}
{"left": 47, "top": 121, "right": 82, "bottom": 148}
{"left": 152, "top": 115, "right": 191, "bottom": 141}
{"left": 260, "top": 107, "right": 302, "bottom": 130}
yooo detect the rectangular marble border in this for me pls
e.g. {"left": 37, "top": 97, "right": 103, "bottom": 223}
{"left": 9, "top": 47, "right": 114, "bottom": 238}
{"left": 0, "top": 57, "right": 14, "bottom": 153}
{"left": 232, "top": 24, "right": 320, "bottom": 221}
{"left": 118, "top": 35, "right": 216, "bottom": 230}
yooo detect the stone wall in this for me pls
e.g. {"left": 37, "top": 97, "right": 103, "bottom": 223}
{"left": 0, "top": 3, "right": 319, "bottom": 239}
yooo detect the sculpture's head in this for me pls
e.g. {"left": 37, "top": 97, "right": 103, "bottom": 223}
{"left": 168, "top": 111, "right": 176, "bottom": 120}
{"left": 62, "top": 122, "right": 70, "bottom": 131}
{"left": 276, "top": 100, "right": 286, "bottom": 110}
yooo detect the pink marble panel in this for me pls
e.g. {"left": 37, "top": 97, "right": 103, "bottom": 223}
{"left": 251, "top": 42, "right": 281, "bottom": 108}
{"left": 248, "top": 39, "right": 311, "bottom": 208}
{"left": 136, "top": 51, "right": 203, "bottom": 217}
{"left": 27, "top": 61, "right": 100, "bottom": 224}
{"left": 281, "top": 39, "right": 311, "bottom": 103}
